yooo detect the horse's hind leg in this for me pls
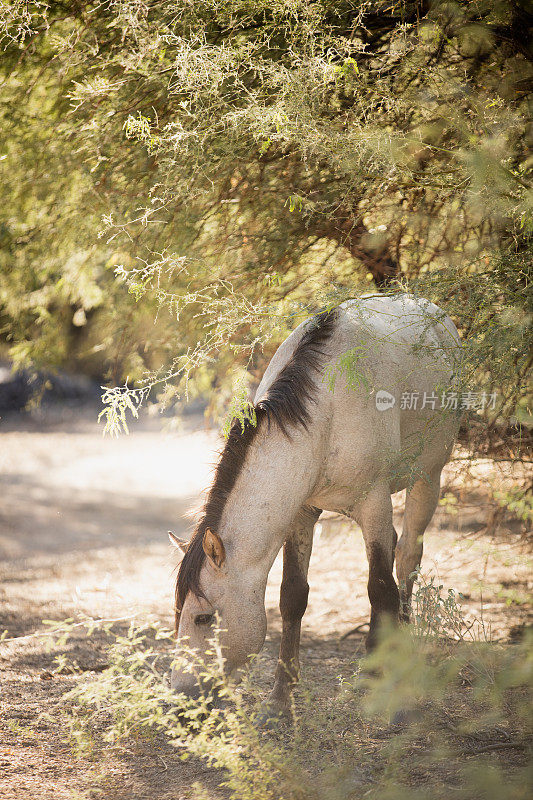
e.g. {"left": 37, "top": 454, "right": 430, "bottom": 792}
{"left": 395, "top": 468, "right": 442, "bottom": 621}
{"left": 263, "top": 505, "right": 320, "bottom": 719}
{"left": 354, "top": 484, "right": 400, "bottom": 652}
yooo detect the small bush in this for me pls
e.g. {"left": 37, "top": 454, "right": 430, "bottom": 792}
{"left": 48, "top": 584, "right": 532, "bottom": 800}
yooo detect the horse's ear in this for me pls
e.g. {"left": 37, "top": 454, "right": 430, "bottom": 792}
{"left": 168, "top": 531, "right": 188, "bottom": 555}
{"left": 203, "top": 528, "right": 226, "bottom": 568}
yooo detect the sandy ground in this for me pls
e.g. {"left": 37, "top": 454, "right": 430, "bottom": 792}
{"left": 0, "top": 406, "right": 531, "bottom": 799}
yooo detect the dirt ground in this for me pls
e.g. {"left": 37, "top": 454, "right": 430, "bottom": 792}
{"left": 0, "top": 405, "right": 531, "bottom": 799}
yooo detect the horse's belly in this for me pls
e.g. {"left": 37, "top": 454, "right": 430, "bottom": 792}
{"left": 308, "top": 401, "right": 458, "bottom": 512}
{"left": 308, "top": 426, "right": 401, "bottom": 511}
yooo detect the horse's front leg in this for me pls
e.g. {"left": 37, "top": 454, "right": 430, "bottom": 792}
{"left": 261, "top": 506, "right": 320, "bottom": 721}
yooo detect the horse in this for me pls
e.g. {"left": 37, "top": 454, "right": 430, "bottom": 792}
{"left": 170, "top": 293, "right": 461, "bottom": 718}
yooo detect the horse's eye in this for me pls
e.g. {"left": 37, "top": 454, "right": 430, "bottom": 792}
{"left": 194, "top": 613, "right": 213, "bottom": 627}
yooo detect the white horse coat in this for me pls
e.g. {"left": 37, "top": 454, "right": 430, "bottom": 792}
{"left": 172, "top": 294, "right": 461, "bottom": 712}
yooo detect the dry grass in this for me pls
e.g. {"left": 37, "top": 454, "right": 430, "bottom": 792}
{"left": 0, "top": 408, "right": 531, "bottom": 798}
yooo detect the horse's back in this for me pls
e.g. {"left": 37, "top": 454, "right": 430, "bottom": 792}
{"left": 256, "top": 293, "right": 461, "bottom": 507}
{"left": 257, "top": 294, "right": 460, "bottom": 398}
{"left": 337, "top": 293, "right": 460, "bottom": 365}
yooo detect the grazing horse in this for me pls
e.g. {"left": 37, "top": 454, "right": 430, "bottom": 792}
{"left": 171, "top": 294, "right": 461, "bottom": 716}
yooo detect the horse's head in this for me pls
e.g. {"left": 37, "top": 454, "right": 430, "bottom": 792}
{"left": 170, "top": 528, "right": 267, "bottom": 698}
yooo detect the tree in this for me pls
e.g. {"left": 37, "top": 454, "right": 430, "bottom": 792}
{"left": 1, "top": 1, "right": 531, "bottom": 452}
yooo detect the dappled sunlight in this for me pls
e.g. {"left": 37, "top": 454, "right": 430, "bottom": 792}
{"left": 1, "top": 411, "right": 530, "bottom": 800}
{"left": 0, "top": 415, "right": 219, "bottom": 563}
{"left": 1, "top": 0, "right": 531, "bottom": 796}
{"left": 1, "top": 411, "right": 529, "bottom": 642}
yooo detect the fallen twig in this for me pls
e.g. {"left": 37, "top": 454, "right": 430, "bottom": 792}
{"left": 461, "top": 741, "right": 528, "bottom": 755}
{"left": 340, "top": 622, "right": 370, "bottom": 641}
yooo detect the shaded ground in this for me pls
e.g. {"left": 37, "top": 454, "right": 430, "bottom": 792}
{"left": 0, "top": 406, "right": 531, "bottom": 799}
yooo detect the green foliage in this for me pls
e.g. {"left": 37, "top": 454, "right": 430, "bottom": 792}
{"left": 409, "top": 247, "right": 532, "bottom": 417}
{"left": 0, "top": 1, "right": 531, "bottom": 449}
{"left": 409, "top": 573, "right": 497, "bottom": 644}
{"left": 223, "top": 382, "right": 257, "bottom": 438}
{"left": 98, "top": 384, "right": 142, "bottom": 436}
{"left": 41, "top": 589, "right": 532, "bottom": 800}
{"left": 492, "top": 485, "right": 533, "bottom": 524}
{"left": 324, "top": 344, "right": 371, "bottom": 393}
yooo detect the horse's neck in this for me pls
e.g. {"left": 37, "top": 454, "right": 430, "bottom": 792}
{"left": 219, "top": 425, "right": 318, "bottom": 580}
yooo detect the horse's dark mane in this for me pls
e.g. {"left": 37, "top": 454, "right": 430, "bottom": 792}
{"left": 174, "top": 308, "right": 338, "bottom": 627}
